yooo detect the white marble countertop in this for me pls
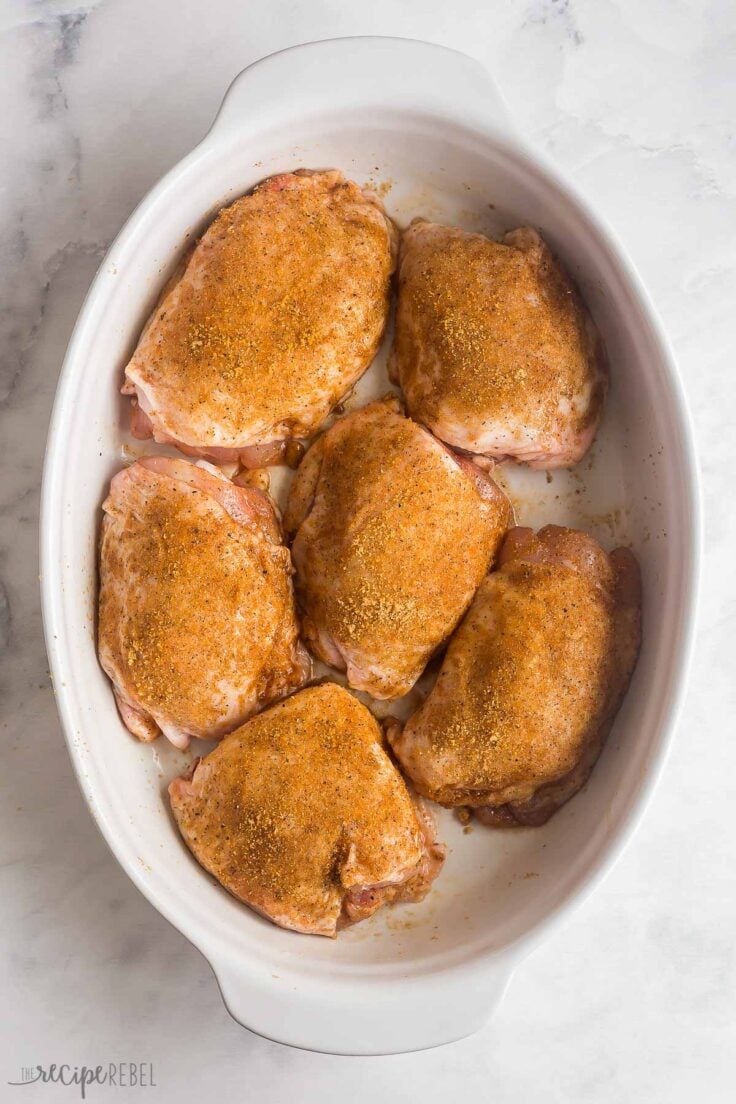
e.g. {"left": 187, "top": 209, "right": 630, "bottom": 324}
{"left": 1, "top": 0, "right": 734, "bottom": 1099}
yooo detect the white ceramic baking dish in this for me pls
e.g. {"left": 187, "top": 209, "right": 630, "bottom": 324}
{"left": 40, "top": 37, "right": 700, "bottom": 1054}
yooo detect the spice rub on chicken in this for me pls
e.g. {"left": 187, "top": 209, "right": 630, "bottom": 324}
{"left": 388, "top": 526, "right": 641, "bottom": 826}
{"left": 123, "top": 170, "right": 397, "bottom": 468}
{"left": 390, "top": 220, "right": 607, "bottom": 469}
{"left": 284, "top": 397, "right": 512, "bottom": 700}
{"left": 98, "top": 457, "right": 310, "bottom": 749}
{"left": 169, "top": 683, "right": 445, "bottom": 937}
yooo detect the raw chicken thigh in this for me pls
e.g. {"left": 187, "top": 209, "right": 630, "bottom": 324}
{"left": 390, "top": 220, "right": 607, "bottom": 468}
{"left": 284, "top": 397, "right": 511, "bottom": 699}
{"left": 98, "top": 456, "right": 310, "bottom": 748}
{"left": 388, "top": 525, "right": 641, "bottom": 825}
{"left": 169, "top": 683, "right": 445, "bottom": 937}
{"left": 123, "top": 170, "right": 397, "bottom": 467}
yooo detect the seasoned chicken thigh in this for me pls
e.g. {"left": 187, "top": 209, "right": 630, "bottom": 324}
{"left": 390, "top": 220, "right": 606, "bottom": 468}
{"left": 123, "top": 170, "right": 396, "bottom": 467}
{"left": 388, "top": 526, "right": 641, "bottom": 825}
{"left": 284, "top": 397, "right": 511, "bottom": 699}
{"left": 98, "top": 457, "right": 310, "bottom": 748}
{"left": 169, "top": 683, "right": 445, "bottom": 937}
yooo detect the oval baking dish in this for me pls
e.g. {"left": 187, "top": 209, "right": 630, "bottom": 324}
{"left": 40, "top": 37, "right": 700, "bottom": 1054}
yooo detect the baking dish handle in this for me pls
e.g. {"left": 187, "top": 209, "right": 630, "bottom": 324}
{"left": 209, "top": 952, "right": 515, "bottom": 1054}
{"left": 208, "top": 37, "right": 514, "bottom": 141}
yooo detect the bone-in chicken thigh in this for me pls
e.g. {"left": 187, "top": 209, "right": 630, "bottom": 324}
{"left": 98, "top": 457, "right": 310, "bottom": 748}
{"left": 388, "top": 526, "right": 641, "bottom": 825}
{"left": 390, "top": 220, "right": 607, "bottom": 468}
{"left": 169, "top": 683, "right": 445, "bottom": 937}
{"left": 284, "top": 397, "right": 511, "bottom": 699}
{"left": 123, "top": 170, "right": 396, "bottom": 467}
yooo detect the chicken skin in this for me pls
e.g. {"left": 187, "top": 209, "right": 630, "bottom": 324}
{"left": 390, "top": 220, "right": 607, "bottom": 469}
{"left": 169, "top": 683, "right": 445, "bottom": 937}
{"left": 388, "top": 526, "right": 641, "bottom": 825}
{"left": 98, "top": 457, "right": 310, "bottom": 748}
{"left": 284, "top": 397, "right": 512, "bottom": 699}
{"left": 123, "top": 170, "right": 397, "bottom": 467}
